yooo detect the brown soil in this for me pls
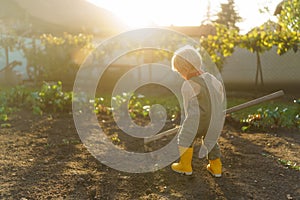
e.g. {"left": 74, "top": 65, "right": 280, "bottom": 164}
{"left": 1, "top": 110, "right": 300, "bottom": 200}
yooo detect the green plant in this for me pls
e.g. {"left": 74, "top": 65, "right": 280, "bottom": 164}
{"left": 112, "top": 93, "right": 181, "bottom": 122}
{"left": 94, "top": 97, "right": 111, "bottom": 115}
{"left": 95, "top": 92, "right": 181, "bottom": 125}
{"left": 0, "top": 113, "right": 8, "bottom": 122}
{"left": 62, "top": 139, "right": 81, "bottom": 145}
{"left": 0, "top": 88, "right": 18, "bottom": 127}
{"left": 293, "top": 98, "right": 300, "bottom": 129}
{"left": 5, "top": 86, "right": 31, "bottom": 107}
{"left": 32, "top": 81, "right": 73, "bottom": 113}
{"left": 240, "top": 106, "right": 297, "bottom": 131}
{"left": 261, "top": 152, "right": 300, "bottom": 171}
{"left": 128, "top": 94, "right": 151, "bottom": 119}
{"left": 0, "top": 88, "right": 20, "bottom": 124}
{"left": 111, "top": 135, "right": 121, "bottom": 145}
{"left": 110, "top": 93, "right": 149, "bottom": 120}
{"left": 1, "top": 123, "right": 11, "bottom": 128}
{"left": 277, "top": 158, "right": 300, "bottom": 171}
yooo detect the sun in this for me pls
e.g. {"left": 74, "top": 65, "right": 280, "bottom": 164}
{"left": 88, "top": 0, "right": 205, "bottom": 28}
{"left": 115, "top": 9, "right": 154, "bottom": 28}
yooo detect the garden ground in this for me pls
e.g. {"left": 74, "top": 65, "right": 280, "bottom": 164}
{"left": 0, "top": 109, "right": 300, "bottom": 200}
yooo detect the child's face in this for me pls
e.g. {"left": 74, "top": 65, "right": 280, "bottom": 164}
{"left": 175, "top": 67, "right": 188, "bottom": 80}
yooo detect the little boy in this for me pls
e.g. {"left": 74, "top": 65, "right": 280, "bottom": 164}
{"left": 171, "top": 45, "right": 224, "bottom": 177}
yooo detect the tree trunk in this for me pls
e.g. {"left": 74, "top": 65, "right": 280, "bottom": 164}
{"left": 255, "top": 51, "right": 264, "bottom": 87}
{"left": 4, "top": 46, "right": 10, "bottom": 83}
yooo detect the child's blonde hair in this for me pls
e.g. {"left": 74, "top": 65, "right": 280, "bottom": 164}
{"left": 171, "top": 45, "right": 203, "bottom": 73}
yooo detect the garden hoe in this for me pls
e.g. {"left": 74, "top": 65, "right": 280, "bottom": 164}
{"left": 144, "top": 90, "right": 285, "bottom": 149}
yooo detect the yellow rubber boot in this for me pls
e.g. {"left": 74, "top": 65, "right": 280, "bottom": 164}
{"left": 171, "top": 147, "right": 193, "bottom": 175}
{"left": 207, "top": 158, "right": 222, "bottom": 177}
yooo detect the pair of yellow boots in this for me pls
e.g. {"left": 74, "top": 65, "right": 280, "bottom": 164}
{"left": 171, "top": 147, "right": 222, "bottom": 177}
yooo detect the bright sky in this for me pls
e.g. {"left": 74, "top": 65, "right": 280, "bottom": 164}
{"left": 88, "top": 0, "right": 282, "bottom": 33}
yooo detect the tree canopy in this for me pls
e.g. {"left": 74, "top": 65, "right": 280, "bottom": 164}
{"left": 276, "top": 0, "right": 300, "bottom": 32}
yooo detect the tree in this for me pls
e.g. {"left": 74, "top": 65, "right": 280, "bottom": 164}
{"left": 273, "top": 29, "right": 299, "bottom": 55}
{"left": 238, "top": 21, "right": 299, "bottom": 87}
{"left": 273, "top": 0, "right": 300, "bottom": 55}
{"left": 238, "top": 23, "right": 276, "bottom": 87}
{"left": 214, "top": 0, "right": 242, "bottom": 31}
{"left": 200, "top": 23, "right": 239, "bottom": 70}
{"left": 22, "top": 33, "right": 94, "bottom": 84}
{"left": 200, "top": 0, "right": 299, "bottom": 88}
{"left": 275, "top": 0, "right": 300, "bottom": 32}
{"left": 201, "top": 1, "right": 213, "bottom": 25}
